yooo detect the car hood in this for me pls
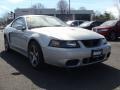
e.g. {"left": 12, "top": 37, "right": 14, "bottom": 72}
{"left": 31, "top": 27, "right": 104, "bottom": 40}
{"left": 94, "top": 25, "right": 113, "bottom": 29}
{"left": 79, "top": 25, "right": 90, "bottom": 28}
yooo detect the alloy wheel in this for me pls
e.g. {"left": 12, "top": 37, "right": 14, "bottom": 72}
{"left": 29, "top": 45, "right": 40, "bottom": 67}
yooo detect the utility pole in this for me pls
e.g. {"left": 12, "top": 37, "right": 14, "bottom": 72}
{"left": 69, "top": 0, "right": 70, "bottom": 14}
{"left": 68, "top": 0, "right": 71, "bottom": 20}
{"left": 119, "top": 0, "right": 120, "bottom": 19}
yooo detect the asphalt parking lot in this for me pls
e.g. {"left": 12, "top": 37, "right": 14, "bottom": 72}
{"left": 0, "top": 30, "right": 120, "bottom": 90}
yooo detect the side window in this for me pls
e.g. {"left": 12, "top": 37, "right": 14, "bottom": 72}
{"left": 78, "top": 21, "right": 82, "bottom": 25}
{"left": 96, "top": 22, "right": 102, "bottom": 26}
{"left": 92, "top": 22, "right": 101, "bottom": 27}
{"left": 72, "top": 21, "right": 78, "bottom": 26}
{"left": 91, "top": 22, "right": 96, "bottom": 27}
{"left": 11, "top": 18, "right": 26, "bottom": 30}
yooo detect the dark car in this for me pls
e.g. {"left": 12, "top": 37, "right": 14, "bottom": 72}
{"left": 92, "top": 20, "right": 120, "bottom": 40}
{"left": 66, "top": 20, "right": 85, "bottom": 27}
{"left": 79, "top": 21, "right": 104, "bottom": 30}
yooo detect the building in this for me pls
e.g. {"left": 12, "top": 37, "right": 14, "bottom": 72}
{"left": 15, "top": 8, "right": 94, "bottom": 21}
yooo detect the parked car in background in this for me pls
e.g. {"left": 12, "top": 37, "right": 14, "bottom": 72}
{"left": 92, "top": 20, "right": 120, "bottom": 41}
{"left": 66, "top": 20, "right": 85, "bottom": 27}
{"left": 4, "top": 15, "right": 111, "bottom": 69}
{"left": 0, "top": 25, "right": 4, "bottom": 29}
{"left": 79, "top": 21, "right": 104, "bottom": 30}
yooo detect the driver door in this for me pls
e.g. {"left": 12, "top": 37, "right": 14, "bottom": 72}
{"left": 10, "top": 17, "right": 27, "bottom": 52}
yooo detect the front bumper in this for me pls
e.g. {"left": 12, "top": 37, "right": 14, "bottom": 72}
{"left": 42, "top": 44, "right": 111, "bottom": 68}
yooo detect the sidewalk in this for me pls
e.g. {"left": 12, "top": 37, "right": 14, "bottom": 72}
{"left": 0, "top": 29, "right": 3, "bottom": 32}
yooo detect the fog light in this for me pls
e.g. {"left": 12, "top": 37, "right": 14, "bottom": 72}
{"left": 66, "top": 59, "right": 79, "bottom": 66}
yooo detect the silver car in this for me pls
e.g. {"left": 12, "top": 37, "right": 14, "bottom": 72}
{"left": 4, "top": 15, "right": 111, "bottom": 69}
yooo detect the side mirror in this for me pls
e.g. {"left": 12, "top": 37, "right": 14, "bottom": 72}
{"left": 16, "top": 25, "right": 26, "bottom": 31}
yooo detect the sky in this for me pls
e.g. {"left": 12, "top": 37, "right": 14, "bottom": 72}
{"left": 0, "top": 0, "right": 120, "bottom": 18}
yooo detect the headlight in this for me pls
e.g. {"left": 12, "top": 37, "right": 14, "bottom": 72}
{"left": 101, "top": 38, "right": 107, "bottom": 45}
{"left": 49, "top": 40, "right": 80, "bottom": 48}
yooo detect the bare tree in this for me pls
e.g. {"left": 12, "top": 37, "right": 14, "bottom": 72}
{"left": 57, "top": 0, "right": 68, "bottom": 14}
{"left": 32, "top": 3, "right": 44, "bottom": 9}
{"left": 0, "top": 12, "right": 9, "bottom": 26}
{"left": 114, "top": 0, "right": 120, "bottom": 19}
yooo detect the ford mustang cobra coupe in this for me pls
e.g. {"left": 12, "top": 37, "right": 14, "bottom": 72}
{"left": 4, "top": 15, "right": 111, "bottom": 69}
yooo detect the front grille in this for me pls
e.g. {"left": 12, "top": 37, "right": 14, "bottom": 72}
{"left": 82, "top": 55, "right": 105, "bottom": 64}
{"left": 81, "top": 39, "right": 101, "bottom": 48}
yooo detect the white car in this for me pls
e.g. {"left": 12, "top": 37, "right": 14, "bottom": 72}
{"left": 66, "top": 20, "right": 85, "bottom": 27}
{"left": 4, "top": 15, "right": 111, "bottom": 69}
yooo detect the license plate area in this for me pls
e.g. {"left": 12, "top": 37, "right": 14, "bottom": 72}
{"left": 92, "top": 49, "right": 103, "bottom": 57}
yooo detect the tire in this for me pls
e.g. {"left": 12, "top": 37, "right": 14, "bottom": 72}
{"left": 108, "top": 32, "right": 117, "bottom": 41}
{"left": 4, "top": 36, "right": 10, "bottom": 52}
{"left": 28, "top": 41, "right": 45, "bottom": 69}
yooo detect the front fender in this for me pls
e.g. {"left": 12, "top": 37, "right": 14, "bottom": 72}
{"left": 28, "top": 33, "right": 51, "bottom": 48}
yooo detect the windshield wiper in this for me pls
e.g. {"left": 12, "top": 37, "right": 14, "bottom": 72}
{"left": 29, "top": 25, "right": 65, "bottom": 29}
{"left": 29, "top": 26, "right": 48, "bottom": 29}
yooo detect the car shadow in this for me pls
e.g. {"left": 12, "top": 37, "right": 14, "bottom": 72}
{"left": 0, "top": 50, "right": 120, "bottom": 90}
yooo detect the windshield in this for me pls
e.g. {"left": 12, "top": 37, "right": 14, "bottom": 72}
{"left": 100, "top": 20, "right": 117, "bottom": 27}
{"left": 26, "top": 15, "right": 68, "bottom": 29}
{"left": 80, "top": 21, "right": 93, "bottom": 27}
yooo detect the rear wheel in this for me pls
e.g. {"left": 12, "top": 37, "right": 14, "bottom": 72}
{"left": 28, "top": 41, "right": 45, "bottom": 69}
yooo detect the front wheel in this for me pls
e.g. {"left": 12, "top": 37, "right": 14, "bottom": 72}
{"left": 108, "top": 32, "right": 117, "bottom": 41}
{"left": 28, "top": 41, "right": 45, "bottom": 69}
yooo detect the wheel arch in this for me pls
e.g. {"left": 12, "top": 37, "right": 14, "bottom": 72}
{"left": 4, "top": 33, "right": 10, "bottom": 43}
{"left": 27, "top": 38, "right": 42, "bottom": 51}
{"left": 4, "top": 34, "right": 7, "bottom": 39}
{"left": 27, "top": 38, "right": 45, "bottom": 62}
